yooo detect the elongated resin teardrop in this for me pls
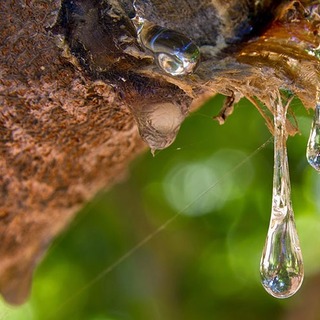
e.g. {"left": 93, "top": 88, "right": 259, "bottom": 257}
{"left": 306, "top": 101, "right": 320, "bottom": 171}
{"left": 138, "top": 23, "right": 200, "bottom": 76}
{"left": 260, "top": 97, "right": 304, "bottom": 298}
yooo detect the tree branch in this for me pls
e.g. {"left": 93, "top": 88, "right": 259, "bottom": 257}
{"left": 0, "top": 0, "right": 319, "bottom": 305}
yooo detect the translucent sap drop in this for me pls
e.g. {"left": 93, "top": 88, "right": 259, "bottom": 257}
{"left": 260, "top": 97, "right": 304, "bottom": 298}
{"left": 138, "top": 23, "right": 200, "bottom": 76}
{"left": 306, "top": 101, "right": 320, "bottom": 171}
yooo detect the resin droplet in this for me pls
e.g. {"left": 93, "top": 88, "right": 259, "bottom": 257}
{"left": 306, "top": 100, "right": 320, "bottom": 171}
{"left": 138, "top": 23, "right": 200, "bottom": 76}
{"left": 134, "top": 102, "right": 186, "bottom": 154}
{"left": 260, "top": 96, "right": 304, "bottom": 298}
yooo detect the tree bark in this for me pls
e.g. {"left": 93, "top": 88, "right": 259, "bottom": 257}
{"left": 0, "top": 0, "right": 147, "bottom": 305}
{"left": 0, "top": 0, "right": 319, "bottom": 305}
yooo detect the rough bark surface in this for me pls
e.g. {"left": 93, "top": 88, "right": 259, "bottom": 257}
{"left": 0, "top": 0, "right": 147, "bottom": 305}
{"left": 0, "top": 0, "right": 319, "bottom": 305}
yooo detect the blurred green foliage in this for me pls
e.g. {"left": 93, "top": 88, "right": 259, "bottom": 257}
{"left": 2, "top": 95, "right": 320, "bottom": 320}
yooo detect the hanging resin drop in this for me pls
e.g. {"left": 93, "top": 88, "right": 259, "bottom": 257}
{"left": 133, "top": 101, "right": 186, "bottom": 155}
{"left": 260, "top": 95, "right": 304, "bottom": 298}
{"left": 138, "top": 23, "right": 200, "bottom": 75}
{"left": 306, "top": 94, "right": 320, "bottom": 171}
{"left": 131, "top": 1, "right": 200, "bottom": 77}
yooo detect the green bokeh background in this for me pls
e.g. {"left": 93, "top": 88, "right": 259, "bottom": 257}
{"left": 2, "top": 95, "right": 320, "bottom": 320}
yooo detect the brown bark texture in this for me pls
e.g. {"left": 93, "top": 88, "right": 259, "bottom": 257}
{"left": 0, "top": 0, "right": 146, "bottom": 305}
{"left": 0, "top": 0, "right": 319, "bottom": 305}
